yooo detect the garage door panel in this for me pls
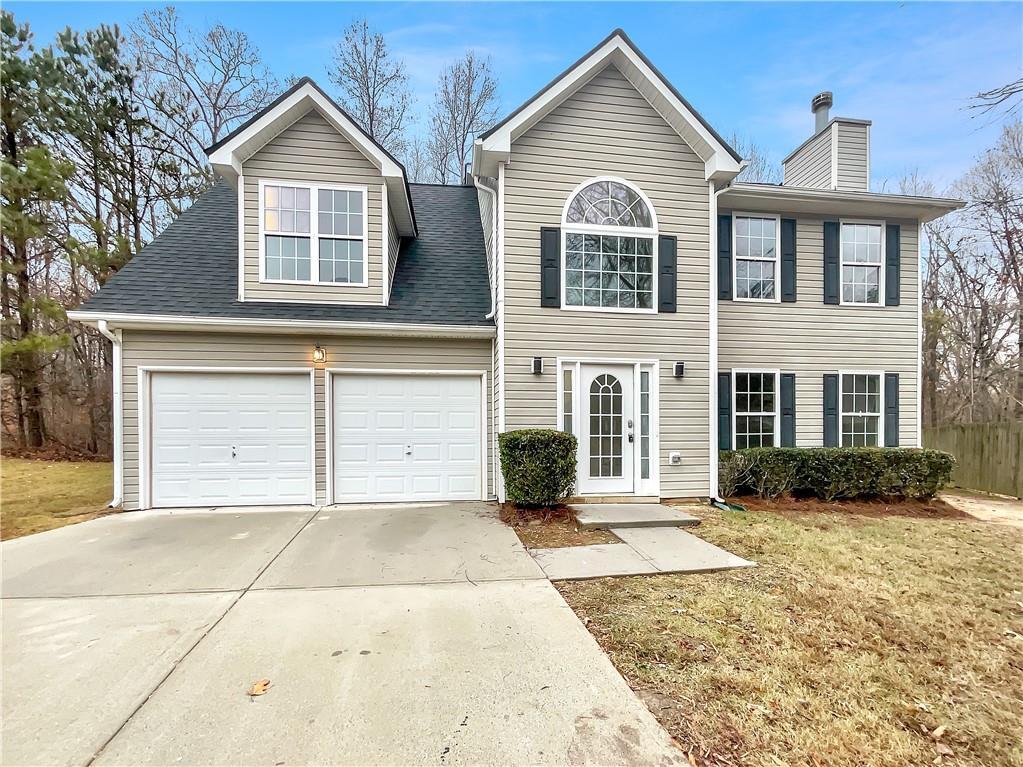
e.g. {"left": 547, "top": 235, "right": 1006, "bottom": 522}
{"left": 333, "top": 374, "right": 482, "bottom": 503}
{"left": 150, "top": 372, "right": 313, "bottom": 508}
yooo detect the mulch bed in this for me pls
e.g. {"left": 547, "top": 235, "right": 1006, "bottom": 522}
{"left": 499, "top": 503, "right": 618, "bottom": 548}
{"left": 733, "top": 494, "right": 970, "bottom": 520}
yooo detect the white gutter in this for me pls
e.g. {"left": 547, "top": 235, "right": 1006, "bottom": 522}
{"left": 96, "top": 320, "right": 123, "bottom": 508}
{"left": 473, "top": 175, "right": 499, "bottom": 320}
{"left": 68, "top": 311, "right": 496, "bottom": 340}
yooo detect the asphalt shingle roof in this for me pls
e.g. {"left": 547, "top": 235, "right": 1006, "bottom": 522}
{"left": 79, "top": 183, "right": 493, "bottom": 326}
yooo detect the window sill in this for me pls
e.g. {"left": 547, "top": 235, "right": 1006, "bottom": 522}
{"left": 258, "top": 278, "right": 370, "bottom": 288}
{"left": 558, "top": 304, "right": 658, "bottom": 315}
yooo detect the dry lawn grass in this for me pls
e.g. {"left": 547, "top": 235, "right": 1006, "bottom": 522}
{"left": 1, "top": 458, "right": 116, "bottom": 539}
{"left": 499, "top": 504, "right": 617, "bottom": 548}
{"left": 559, "top": 507, "right": 1023, "bottom": 767}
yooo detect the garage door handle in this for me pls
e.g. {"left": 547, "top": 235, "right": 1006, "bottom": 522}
{"left": 405, "top": 444, "right": 412, "bottom": 455}
{"left": 231, "top": 445, "right": 237, "bottom": 458}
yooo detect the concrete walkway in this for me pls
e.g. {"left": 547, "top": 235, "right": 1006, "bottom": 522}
{"left": 572, "top": 503, "right": 701, "bottom": 529}
{"left": 531, "top": 527, "right": 754, "bottom": 581}
{"left": 2, "top": 503, "right": 686, "bottom": 767}
{"left": 941, "top": 490, "right": 1023, "bottom": 529}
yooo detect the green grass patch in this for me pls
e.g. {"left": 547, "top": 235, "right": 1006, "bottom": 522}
{"left": 1, "top": 459, "right": 115, "bottom": 540}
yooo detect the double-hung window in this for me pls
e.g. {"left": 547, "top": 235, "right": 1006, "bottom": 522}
{"left": 734, "top": 371, "right": 778, "bottom": 448}
{"left": 261, "top": 181, "right": 367, "bottom": 285}
{"left": 840, "top": 222, "right": 883, "bottom": 305}
{"left": 562, "top": 178, "right": 657, "bottom": 311}
{"left": 733, "top": 215, "right": 778, "bottom": 301}
{"left": 840, "top": 372, "right": 882, "bottom": 446}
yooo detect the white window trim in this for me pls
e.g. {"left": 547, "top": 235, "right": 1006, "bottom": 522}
{"left": 837, "top": 368, "right": 885, "bottom": 447}
{"left": 731, "top": 212, "right": 781, "bottom": 304}
{"left": 559, "top": 176, "right": 659, "bottom": 315}
{"left": 732, "top": 369, "right": 780, "bottom": 449}
{"left": 838, "top": 218, "right": 885, "bottom": 307}
{"left": 556, "top": 356, "right": 660, "bottom": 497}
{"left": 257, "top": 178, "right": 370, "bottom": 288}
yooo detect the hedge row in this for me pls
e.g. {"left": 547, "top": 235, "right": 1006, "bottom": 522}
{"left": 719, "top": 447, "right": 955, "bottom": 501}
{"left": 498, "top": 429, "right": 577, "bottom": 507}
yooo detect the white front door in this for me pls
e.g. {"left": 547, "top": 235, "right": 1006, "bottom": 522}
{"left": 332, "top": 373, "right": 483, "bottom": 503}
{"left": 578, "top": 364, "right": 635, "bottom": 495}
{"left": 149, "top": 372, "right": 314, "bottom": 508}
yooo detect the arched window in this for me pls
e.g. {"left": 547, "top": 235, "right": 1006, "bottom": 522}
{"left": 561, "top": 178, "right": 657, "bottom": 310}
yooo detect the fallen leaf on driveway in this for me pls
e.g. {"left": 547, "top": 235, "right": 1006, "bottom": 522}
{"left": 929, "top": 724, "right": 947, "bottom": 740}
{"left": 247, "top": 679, "right": 272, "bottom": 697}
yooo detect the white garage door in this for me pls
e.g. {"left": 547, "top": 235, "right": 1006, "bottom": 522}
{"left": 332, "top": 374, "right": 482, "bottom": 502}
{"left": 149, "top": 372, "right": 313, "bottom": 508}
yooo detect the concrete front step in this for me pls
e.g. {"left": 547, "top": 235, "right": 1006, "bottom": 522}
{"left": 571, "top": 503, "right": 701, "bottom": 530}
{"left": 530, "top": 528, "right": 754, "bottom": 581}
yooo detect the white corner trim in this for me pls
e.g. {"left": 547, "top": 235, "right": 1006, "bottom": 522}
{"left": 496, "top": 162, "right": 507, "bottom": 501}
{"left": 381, "top": 182, "right": 390, "bottom": 305}
{"left": 830, "top": 122, "right": 839, "bottom": 191}
{"left": 916, "top": 220, "right": 923, "bottom": 447}
{"left": 237, "top": 174, "right": 245, "bottom": 301}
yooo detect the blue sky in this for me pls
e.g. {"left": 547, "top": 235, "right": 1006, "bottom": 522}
{"left": 9, "top": 1, "right": 1022, "bottom": 190}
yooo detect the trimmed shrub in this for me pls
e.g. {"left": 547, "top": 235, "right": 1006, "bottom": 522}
{"left": 720, "top": 447, "right": 955, "bottom": 501}
{"left": 499, "top": 429, "right": 577, "bottom": 507}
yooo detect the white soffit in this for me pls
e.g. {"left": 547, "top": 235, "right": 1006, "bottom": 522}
{"left": 474, "top": 31, "right": 742, "bottom": 182}
{"left": 207, "top": 80, "right": 416, "bottom": 237}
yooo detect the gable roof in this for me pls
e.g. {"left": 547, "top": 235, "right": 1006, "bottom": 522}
{"left": 473, "top": 29, "right": 742, "bottom": 181}
{"left": 72, "top": 183, "right": 492, "bottom": 329}
{"left": 206, "top": 77, "right": 417, "bottom": 237}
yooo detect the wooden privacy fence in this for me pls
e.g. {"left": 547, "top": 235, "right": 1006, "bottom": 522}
{"left": 924, "top": 423, "right": 1023, "bottom": 498}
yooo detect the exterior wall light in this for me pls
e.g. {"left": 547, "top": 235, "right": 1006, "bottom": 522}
{"left": 673, "top": 361, "right": 685, "bottom": 378}
{"left": 313, "top": 345, "right": 327, "bottom": 364}
{"left": 531, "top": 357, "right": 544, "bottom": 374}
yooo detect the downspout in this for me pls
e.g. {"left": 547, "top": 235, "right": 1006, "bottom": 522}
{"left": 97, "top": 320, "right": 123, "bottom": 508}
{"left": 473, "top": 175, "right": 499, "bottom": 320}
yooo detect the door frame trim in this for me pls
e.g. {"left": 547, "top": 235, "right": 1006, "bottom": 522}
{"left": 138, "top": 366, "right": 317, "bottom": 510}
{"left": 556, "top": 357, "right": 660, "bottom": 497}
{"left": 325, "top": 368, "right": 489, "bottom": 505}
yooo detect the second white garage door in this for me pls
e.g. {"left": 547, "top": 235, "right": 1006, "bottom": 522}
{"left": 332, "top": 373, "right": 483, "bottom": 502}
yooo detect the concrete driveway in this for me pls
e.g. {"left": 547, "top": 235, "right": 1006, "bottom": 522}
{"left": 2, "top": 503, "right": 684, "bottom": 767}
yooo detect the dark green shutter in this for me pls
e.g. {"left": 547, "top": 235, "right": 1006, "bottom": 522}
{"left": 823, "top": 221, "right": 840, "bottom": 305}
{"left": 658, "top": 234, "right": 677, "bottom": 312}
{"left": 780, "top": 373, "right": 796, "bottom": 447}
{"left": 823, "top": 373, "right": 839, "bottom": 446}
{"left": 780, "top": 218, "right": 797, "bottom": 302}
{"left": 717, "top": 215, "right": 732, "bottom": 300}
{"left": 718, "top": 372, "right": 732, "bottom": 450}
{"left": 540, "top": 227, "right": 560, "bottom": 307}
{"left": 884, "top": 373, "right": 900, "bottom": 446}
{"left": 885, "top": 224, "right": 901, "bottom": 306}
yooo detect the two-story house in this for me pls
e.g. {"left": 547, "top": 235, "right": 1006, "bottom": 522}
{"left": 70, "top": 29, "right": 962, "bottom": 511}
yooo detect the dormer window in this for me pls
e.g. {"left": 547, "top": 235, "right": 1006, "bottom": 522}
{"left": 561, "top": 178, "right": 658, "bottom": 311}
{"left": 259, "top": 180, "right": 367, "bottom": 286}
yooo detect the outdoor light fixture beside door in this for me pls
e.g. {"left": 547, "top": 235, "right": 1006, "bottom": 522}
{"left": 313, "top": 345, "right": 327, "bottom": 364}
{"left": 531, "top": 357, "right": 544, "bottom": 374}
{"left": 673, "top": 362, "right": 685, "bottom": 378}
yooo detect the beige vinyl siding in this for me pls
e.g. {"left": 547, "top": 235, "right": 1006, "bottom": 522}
{"left": 718, "top": 216, "right": 919, "bottom": 446}
{"left": 242, "top": 110, "right": 383, "bottom": 303}
{"left": 386, "top": 214, "right": 400, "bottom": 298}
{"left": 502, "top": 64, "right": 711, "bottom": 497}
{"left": 120, "top": 331, "right": 494, "bottom": 510}
{"left": 783, "top": 125, "right": 833, "bottom": 189}
{"left": 835, "top": 121, "right": 869, "bottom": 191}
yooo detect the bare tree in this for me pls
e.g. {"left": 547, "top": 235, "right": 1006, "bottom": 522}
{"left": 728, "top": 133, "right": 781, "bottom": 184}
{"left": 329, "top": 19, "right": 411, "bottom": 156}
{"left": 130, "top": 6, "right": 280, "bottom": 200}
{"left": 970, "top": 77, "right": 1023, "bottom": 119}
{"left": 402, "top": 136, "right": 431, "bottom": 183}
{"left": 427, "top": 50, "right": 498, "bottom": 184}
